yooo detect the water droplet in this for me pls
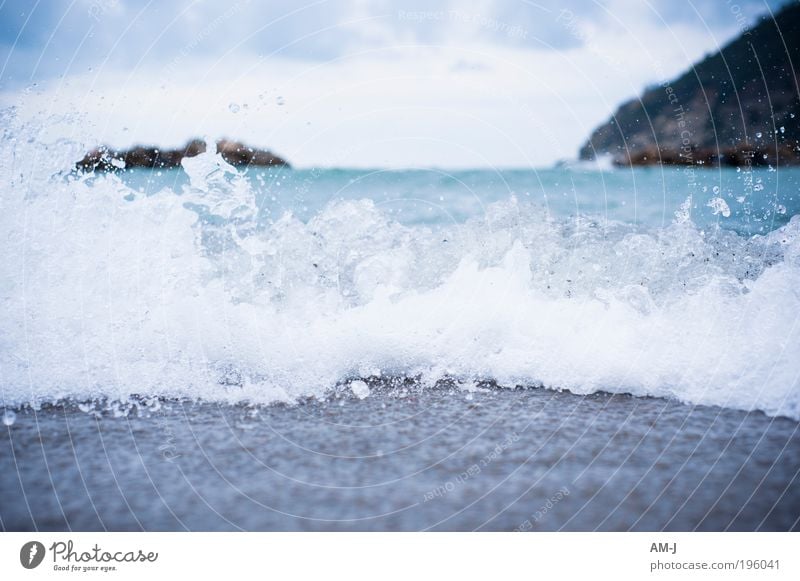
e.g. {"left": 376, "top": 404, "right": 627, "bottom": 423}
{"left": 707, "top": 197, "right": 731, "bottom": 217}
{"left": 350, "top": 380, "right": 370, "bottom": 399}
{"left": 756, "top": 132, "right": 762, "bottom": 138}
{"left": 2, "top": 410, "right": 16, "bottom": 426}
{"left": 777, "top": 204, "right": 787, "bottom": 215}
{"left": 228, "top": 102, "right": 240, "bottom": 113}
{"left": 780, "top": 126, "right": 785, "bottom": 134}
{"left": 276, "top": 96, "right": 285, "bottom": 106}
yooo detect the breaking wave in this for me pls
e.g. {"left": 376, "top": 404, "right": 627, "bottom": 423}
{"left": 1, "top": 112, "right": 799, "bottom": 419}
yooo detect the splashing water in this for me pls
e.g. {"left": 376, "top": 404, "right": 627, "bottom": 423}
{"left": 1, "top": 410, "right": 15, "bottom": 426}
{"left": 1, "top": 113, "right": 799, "bottom": 419}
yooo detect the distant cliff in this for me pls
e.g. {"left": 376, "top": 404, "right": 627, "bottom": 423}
{"left": 580, "top": 3, "right": 800, "bottom": 167}
{"left": 77, "top": 139, "right": 290, "bottom": 171}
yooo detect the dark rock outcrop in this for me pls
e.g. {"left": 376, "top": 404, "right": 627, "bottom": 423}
{"left": 580, "top": 3, "right": 800, "bottom": 167}
{"left": 214, "top": 139, "right": 288, "bottom": 167}
{"left": 77, "top": 139, "right": 289, "bottom": 171}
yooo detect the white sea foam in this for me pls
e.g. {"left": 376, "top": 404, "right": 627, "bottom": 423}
{"left": 1, "top": 114, "right": 799, "bottom": 419}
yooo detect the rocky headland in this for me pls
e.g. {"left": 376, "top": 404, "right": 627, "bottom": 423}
{"left": 580, "top": 3, "right": 800, "bottom": 168}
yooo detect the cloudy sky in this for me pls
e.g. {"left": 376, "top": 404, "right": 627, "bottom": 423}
{"left": 0, "top": 0, "right": 790, "bottom": 168}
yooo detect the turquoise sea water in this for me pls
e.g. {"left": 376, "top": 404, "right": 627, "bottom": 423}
{"left": 120, "top": 163, "right": 800, "bottom": 233}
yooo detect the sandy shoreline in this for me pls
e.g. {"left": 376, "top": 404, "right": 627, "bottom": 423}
{"left": 2, "top": 387, "right": 798, "bottom": 531}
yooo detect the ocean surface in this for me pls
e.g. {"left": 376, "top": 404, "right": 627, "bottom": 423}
{"left": 1, "top": 113, "right": 799, "bottom": 530}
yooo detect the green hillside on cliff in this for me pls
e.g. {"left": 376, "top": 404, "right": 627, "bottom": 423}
{"left": 580, "top": 2, "right": 800, "bottom": 166}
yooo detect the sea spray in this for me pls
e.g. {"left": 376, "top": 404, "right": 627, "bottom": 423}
{"left": 1, "top": 112, "right": 798, "bottom": 419}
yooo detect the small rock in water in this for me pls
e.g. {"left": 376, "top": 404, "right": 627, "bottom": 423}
{"left": 2, "top": 410, "right": 16, "bottom": 426}
{"left": 350, "top": 380, "right": 370, "bottom": 400}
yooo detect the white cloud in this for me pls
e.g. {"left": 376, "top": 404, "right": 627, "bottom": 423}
{"left": 0, "top": 0, "right": 784, "bottom": 167}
